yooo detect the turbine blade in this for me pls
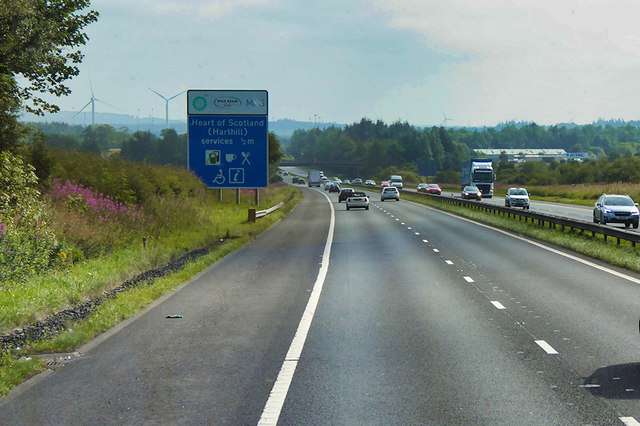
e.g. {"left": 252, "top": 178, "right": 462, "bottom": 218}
{"left": 89, "top": 73, "right": 94, "bottom": 97}
{"left": 94, "top": 98, "right": 120, "bottom": 110}
{"left": 148, "top": 87, "right": 167, "bottom": 100}
{"left": 167, "top": 90, "right": 186, "bottom": 101}
{"left": 73, "top": 100, "right": 92, "bottom": 119}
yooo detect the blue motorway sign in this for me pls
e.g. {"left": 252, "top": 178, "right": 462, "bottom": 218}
{"left": 187, "top": 90, "right": 268, "bottom": 188}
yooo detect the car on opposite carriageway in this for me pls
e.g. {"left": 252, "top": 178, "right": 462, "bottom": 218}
{"left": 593, "top": 194, "right": 640, "bottom": 228}
{"left": 505, "top": 187, "right": 530, "bottom": 209}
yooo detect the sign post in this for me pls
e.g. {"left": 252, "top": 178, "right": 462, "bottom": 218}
{"left": 187, "top": 90, "right": 268, "bottom": 191}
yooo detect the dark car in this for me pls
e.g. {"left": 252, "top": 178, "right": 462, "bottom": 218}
{"left": 461, "top": 186, "right": 482, "bottom": 200}
{"left": 338, "top": 188, "right": 355, "bottom": 202}
{"left": 593, "top": 194, "right": 640, "bottom": 228}
{"left": 329, "top": 183, "right": 341, "bottom": 193}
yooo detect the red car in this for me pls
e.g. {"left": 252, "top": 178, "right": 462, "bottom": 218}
{"left": 380, "top": 181, "right": 391, "bottom": 188}
{"left": 426, "top": 184, "right": 441, "bottom": 195}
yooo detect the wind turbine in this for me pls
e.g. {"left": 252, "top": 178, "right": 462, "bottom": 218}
{"left": 72, "top": 78, "right": 118, "bottom": 126}
{"left": 441, "top": 112, "right": 454, "bottom": 127}
{"left": 148, "top": 88, "right": 186, "bottom": 129}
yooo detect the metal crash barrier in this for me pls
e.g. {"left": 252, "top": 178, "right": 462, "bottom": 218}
{"left": 248, "top": 201, "right": 284, "bottom": 223}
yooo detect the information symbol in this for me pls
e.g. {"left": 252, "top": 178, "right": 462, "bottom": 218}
{"left": 229, "top": 168, "right": 245, "bottom": 184}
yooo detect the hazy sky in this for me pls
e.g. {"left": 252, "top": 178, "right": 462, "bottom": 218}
{"left": 39, "top": 0, "right": 640, "bottom": 127}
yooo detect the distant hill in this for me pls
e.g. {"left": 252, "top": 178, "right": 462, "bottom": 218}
{"left": 20, "top": 111, "right": 343, "bottom": 140}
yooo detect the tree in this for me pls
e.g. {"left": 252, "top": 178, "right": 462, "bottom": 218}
{"left": 0, "top": 0, "right": 98, "bottom": 148}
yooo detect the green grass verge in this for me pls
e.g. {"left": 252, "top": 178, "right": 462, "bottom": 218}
{"left": 401, "top": 191, "right": 640, "bottom": 273}
{"left": 0, "top": 186, "right": 302, "bottom": 397}
{"left": 0, "top": 352, "right": 44, "bottom": 397}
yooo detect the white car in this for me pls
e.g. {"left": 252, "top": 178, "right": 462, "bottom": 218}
{"left": 505, "top": 187, "right": 530, "bottom": 209}
{"left": 346, "top": 191, "right": 369, "bottom": 210}
{"left": 380, "top": 186, "right": 400, "bottom": 201}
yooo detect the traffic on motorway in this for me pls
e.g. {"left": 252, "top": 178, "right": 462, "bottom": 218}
{"left": 284, "top": 166, "right": 640, "bottom": 232}
{"left": 274, "top": 166, "right": 640, "bottom": 424}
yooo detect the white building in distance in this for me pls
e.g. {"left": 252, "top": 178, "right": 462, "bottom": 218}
{"left": 473, "top": 149, "right": 594, "bottom": 163}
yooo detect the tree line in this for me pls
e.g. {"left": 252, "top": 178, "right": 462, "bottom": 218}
{"left": 287, "top": 118, "right": 640, "bottom": 184}
{"left": 21, "top": 121, "right": 284, "bottom": 185}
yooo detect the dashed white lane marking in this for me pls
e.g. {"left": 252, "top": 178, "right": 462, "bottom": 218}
{"left": 422, "top": 239, "right": 428, "bottom": 243}
{"left": 535, "top": 340, "right": 559, "bottom": 355}
{"left": 258, "top": 190, "right": 335, "bottom": 426}
{"left": 423, "top": 204, "right": 640, "bottom": 287}
{"left": 463, "top": 276, "right": 474, "bottom": 283}
{"left": 619, "top": 417, "right": 640, "bottom": 426}
{"left": 433, "top": 249, "right": 440, "bottom": 253}
{"left": 414, "top": 232, "right": 420, "bottom": 235}
{"left": 491, "top": 301, "right": 506, "bottom": 310}
{"left": 445, "top": 260, "right": 454, "bottom": 265}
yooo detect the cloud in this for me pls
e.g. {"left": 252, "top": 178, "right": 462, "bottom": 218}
{"left": 371, "top": 0, "right": 640, "bottom": 124}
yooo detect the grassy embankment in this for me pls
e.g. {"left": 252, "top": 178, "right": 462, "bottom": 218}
{"left": 0, "top": 151, "right": 301, "bottom": 396}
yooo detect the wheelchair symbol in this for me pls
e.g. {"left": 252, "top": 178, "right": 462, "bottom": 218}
{"left": 213, "top": 169, "right": 225, "bottom": 185}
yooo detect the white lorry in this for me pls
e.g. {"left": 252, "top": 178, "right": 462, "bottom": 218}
{"left": 461, "top": 158, "right": 495, "bottom": 198}
{"left": 308, "top": 170, "right": 321, "bottom": 187}
{"left": 389, "top": 175, "right": 403, "bottom": 191}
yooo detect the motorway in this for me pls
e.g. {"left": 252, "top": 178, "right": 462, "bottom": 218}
{"left": 3, "top": 178, "right": 640, "bottom": 424}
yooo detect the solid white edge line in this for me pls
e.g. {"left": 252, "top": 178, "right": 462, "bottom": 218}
{"left": 257, "top": 190, "right": 335, "bottom": 426}
{"left": 491, "top": 301, "right": 506, "bottom": 310}
{"left": 535, "top": 340, "right": 559, "bottom": 355}
{"left": 620, "top": 417, "right": 640, "bottom": 426}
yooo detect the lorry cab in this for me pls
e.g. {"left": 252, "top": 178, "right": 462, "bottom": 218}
{"left": 389, "top": 175, "right": 403, "bottom": 191}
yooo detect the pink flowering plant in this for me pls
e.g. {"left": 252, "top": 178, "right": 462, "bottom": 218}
{"left": 49, "top": 179, "right": 149, "bottom": 224}
{"left": 47, "top": 179, "right": 153, "bottom": 255}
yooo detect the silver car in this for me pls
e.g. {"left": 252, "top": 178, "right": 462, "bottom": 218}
{"left": 593, "top": 194, "right": 640, "bottom": 228}
{"left": 505, "top": 187, "right": 530, "bottom": 209}
{"left": 380, "top": 186, "right": 400, "bottom": 201}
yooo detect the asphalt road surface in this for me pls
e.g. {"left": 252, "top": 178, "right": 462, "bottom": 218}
{"left": 3, "top": 183, "right": 640, "bottom": 425}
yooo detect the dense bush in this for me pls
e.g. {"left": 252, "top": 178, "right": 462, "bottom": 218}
{"left": 0, "top": 152, "right": 63, "bottom": 283}
{"left": 496, "top": 154, "right": 640, "bottom": 187}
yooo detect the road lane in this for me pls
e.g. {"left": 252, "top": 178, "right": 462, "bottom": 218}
{"left": 369, "top": 196, "right": 640, "bottom": 422}
{"left": 0, "top": 187, "right": 332, "bottom": 425}
{"left": 4, "top": 180, "right": 640, "bottom": 424}
{"left": 278, "top": 191, "right": 620, "bottom": 424}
